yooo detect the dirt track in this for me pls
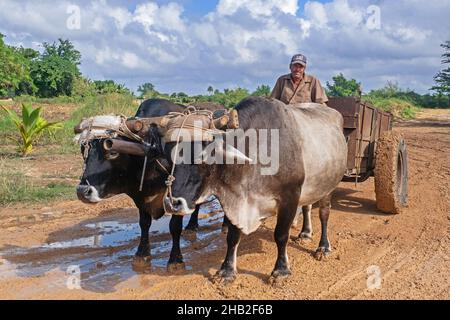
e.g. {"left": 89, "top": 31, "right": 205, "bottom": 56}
{"left": 0, "top": 109, "right": 449, "bottom": 300}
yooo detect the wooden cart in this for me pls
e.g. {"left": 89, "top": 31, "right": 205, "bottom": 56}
{"left": 328, "top": 97, "right": 408, "bottom": 214}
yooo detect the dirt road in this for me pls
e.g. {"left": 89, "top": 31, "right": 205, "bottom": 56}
{"left": 0, "top": 110, "right": 448, "bottom": 300}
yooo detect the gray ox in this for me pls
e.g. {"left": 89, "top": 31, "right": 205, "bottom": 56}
{"left": 155, "top": 97, "right": 347, "bottom": 281}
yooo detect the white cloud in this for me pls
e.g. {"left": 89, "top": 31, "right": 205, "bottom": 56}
{"left": 121, "top": 52, "right": 140, "bottom": 69}
{"left": 304, "top": 2, "right": 328, "bottom": 28}
{"left": 134, "top": 2, "right": 186, "bottom": 33}
{"left": 328, "top": 0, "right": 363, "bottom": 27}
{"left": 217, "top": 0, "right": 298, "bottom": 17}
{"left": 386, "top": 26, "right": 431, "bottom": 43}
{"left": 95, "top": 47, "right": 141, "bottom": 69}
{"left": 0, "top": 0, "right": 448, "bottom": 94}
{"left": 107, "top": 7, "right": 133, "bottom": 30}
{"left": 193, "top": 23, "right": 220, "bottom": 46}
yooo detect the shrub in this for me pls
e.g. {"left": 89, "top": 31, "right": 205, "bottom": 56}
{"left": 1, "top": 103, "right": 62, "bottom": 156}
{"left": 363, "top": 96, "right": 419, "bottom": 119}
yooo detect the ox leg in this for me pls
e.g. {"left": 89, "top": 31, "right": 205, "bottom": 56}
{"left": 299, "top": 205, "right": 313, "bottom": 240}
{"left": 292, "top": 207, "right": 301, "bottom": 228}
{"left": 221, "top": 215, "right": 230, "bottom": 234}
{"left": 185, "top": 205, "right": 200, "bottom": 232}
{"left": 271, "top": 198, "right": 299, "bottom": 280}
{"left": 186, "top": 206, "right": 229, "bottom": 234}
{"left": 215, "top": 221, "right": 241, "bottom": 282}
{"left": 314, "top": 194, "right": 332, "bottom": 261}
{"left": 135, "top": 208, "right": 152, "bottom": 262}
{"left": 168, "top": 215, "right": 185, "bottom": 271}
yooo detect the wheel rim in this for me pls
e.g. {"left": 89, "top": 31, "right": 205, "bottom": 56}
{"left": 396, "top": 142, "right": 407, "bottom": 205}
{"left": 396, "top": 152, "right": 403, "bottom": 199}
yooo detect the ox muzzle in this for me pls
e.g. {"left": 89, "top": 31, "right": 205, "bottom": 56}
{"left": 76, "top": 184, "right": 102, "bottom": 203}
{"left": 163, "top": 195, "right": 195, "bottom": 216}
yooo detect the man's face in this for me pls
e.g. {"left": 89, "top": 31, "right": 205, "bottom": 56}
{"left": 290, "top": 63, "right": 305, "bottom": 80}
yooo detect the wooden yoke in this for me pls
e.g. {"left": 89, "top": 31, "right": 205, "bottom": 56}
{"left": 125, "top": 116, "right": 169, "bottom": 138}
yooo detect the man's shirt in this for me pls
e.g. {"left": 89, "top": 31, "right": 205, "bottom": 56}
{"left": 270, "top": 73, "right": 329, "bottom": 105}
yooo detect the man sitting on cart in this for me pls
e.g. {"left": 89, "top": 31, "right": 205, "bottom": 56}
{"left": 270, "top": 54, "right": 328, "bottom": 105}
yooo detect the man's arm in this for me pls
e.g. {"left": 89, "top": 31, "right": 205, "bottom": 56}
{"left": 270, "top": 77, "right": 282, "bottom": 100}
{"left": 311, "top": 78, "right": 329, "bottom": 105}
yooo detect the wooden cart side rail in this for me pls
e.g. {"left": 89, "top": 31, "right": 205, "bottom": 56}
{"left": 327, "top": 97, "right": 394, "bottom": 179}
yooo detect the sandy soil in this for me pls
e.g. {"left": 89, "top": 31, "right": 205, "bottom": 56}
{"left": 0, "top": 109, "right": 448, "bottom": 300}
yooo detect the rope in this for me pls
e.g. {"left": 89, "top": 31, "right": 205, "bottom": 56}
{"left": 139, "top": 156, "right": 148, "bottom": 192}
{"left": 165, "top": 112, "right": 194, "bottom": 203}
{"left": 155, "top": 159, "right": 170, "bottom": 175}
{"left": 117, "top": 115, "right": 144, "bottom": 142}
{"left": 79, "top": 108, "right": 225, "bottom": 204}
{"left": 163, "top": 106, "right": 219, "bottom": 212}
{"left": 78, "top": 115, "right": 143, "bottom": 182}
{"left": 78, "top": 115, "right": 144, "bottom": 145}
{"left": 165, "top": 108, "right": 222, "bottom": 135}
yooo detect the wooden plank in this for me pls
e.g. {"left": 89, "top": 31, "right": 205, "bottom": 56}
{"left": 342, "top": 116, "right": 358, "bottom": 128}
{"left": 328, "top": 97, "right": 360, "bottom": 130}
{"left": 346, "top": 129, "right": 358, "bottom": 169}
{"left": 361, "top": 106, "right": 374, "bottom": 140}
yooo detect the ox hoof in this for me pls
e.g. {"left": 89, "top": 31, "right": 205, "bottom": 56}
{"left": 314, "top": 247, "right": 331, "bottom": 261}
{"left": 133, "top": 255, "right": 151, "bottom": 264}
{"left": 269, "top": 269, "right": 291, "bottom": 286}
{"left": 221, "top": 224, "right": 229, "bottom": 234}
{"left": 183, "top": 230, "right": 198, "bottom": 241}
{"left": 167, "top": 261, "right": 186, "bottom": 273}
{"left": 132, "top": 256, "right": 152, "bottom": 273}
{"left": 298, "top": 232, "right": 313, "bottom": 242}
{"left": 270, "top": 269, "right": 291, "bottom": 279}
{"left": 213, "top": 269, "right": 236, "bottom": 284}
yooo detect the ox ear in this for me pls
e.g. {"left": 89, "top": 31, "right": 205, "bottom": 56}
{"left": 196, "top": 136, "right": 253, "bottom": 164}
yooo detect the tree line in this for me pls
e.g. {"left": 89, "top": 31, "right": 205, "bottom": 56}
{"left": 0, "top": 35, "right": 131, "bottom": 98}
{"left": 1, "top": 34, "right": 449, "bottom": 108}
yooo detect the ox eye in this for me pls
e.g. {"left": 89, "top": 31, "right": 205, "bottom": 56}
{"left": 105, "top": 151, "right": 120, "bottom": 160}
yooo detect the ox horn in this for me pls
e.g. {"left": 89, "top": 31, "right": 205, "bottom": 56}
{"left": 216, "top": 131, "right": 253, "bottom": 163}
{"left": 223, "top": 143, "right": 253, "bottom": 163}
{"left": 74, "top": 118, "right": 87, "bottom": 134}
{"left": 197, "top": 138, "right": 253, "bottom": 164}
{"left": 103, "top": 139, "right": 146, "bottom": 156}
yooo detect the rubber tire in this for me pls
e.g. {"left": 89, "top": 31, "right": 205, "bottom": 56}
{"left": 374, "top": 131, "right": 408, "bottom": 214}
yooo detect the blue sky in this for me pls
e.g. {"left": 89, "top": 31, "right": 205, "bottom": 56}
{"left": 0, "top": 0, "right": 449, "bottom": 95}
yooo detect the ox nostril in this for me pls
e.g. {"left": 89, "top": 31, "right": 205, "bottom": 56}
{"left": 77, "top": 185, "right": 86, "bottom": 195}
{"left": 77, "top": 185, "right": 102, "bottom": 203}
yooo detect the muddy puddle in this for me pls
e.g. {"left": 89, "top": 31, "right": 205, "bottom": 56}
{"left": 0, "top": 198, "right": 225, "bottom": 293}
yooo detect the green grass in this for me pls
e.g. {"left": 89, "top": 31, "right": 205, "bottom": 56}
{"left": 0, "top": 170, "right": 76, "bottom": 205}
{"left": 1, "top": 93, "right": 139, "bottom": 156}
{"left": 363, "top": 96, "right": 420, "bottom": 119}
{"left": 0, "top": 116, "right": 16, "bottom": 144}
{"left": 52, "top": 93, "right": 138, "bottom": 153}
{"left": 13, "top": 95, "right": 85, "bottom": 105}
{"left": 69, "top": 93, "right": 137, "bottom": 119}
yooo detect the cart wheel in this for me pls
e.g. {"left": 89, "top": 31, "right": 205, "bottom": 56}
{"left": 374, "top": 131, "right": 408, "bottom": 214}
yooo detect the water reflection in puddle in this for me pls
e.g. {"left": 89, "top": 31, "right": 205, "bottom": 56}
{"left": 0, "top": 197, "right": 225, "bottom": 293}
{"left": 42, "top": 221, "right": 139, "bottom": 249}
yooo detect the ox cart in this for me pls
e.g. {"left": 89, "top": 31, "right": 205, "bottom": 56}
{"left": 78, "top": 97, "right": 408, "bottom": 215}
{"left": 328, "top": 97, "right": 408, "bottom": 214}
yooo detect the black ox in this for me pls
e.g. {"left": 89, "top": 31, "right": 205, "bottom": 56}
{"left": 76, "top": 98, "right": 226, "bottom": 269}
